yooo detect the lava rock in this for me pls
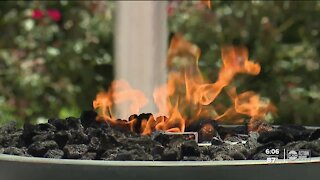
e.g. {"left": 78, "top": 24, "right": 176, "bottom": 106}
{"left": 252, "top": 152, "right": 268, "bottom": 160}
{"left": 277, "top": 125, "right": 310, "bottom": 141}
{"left": 0, "top": 130, "right": 22, "bottom": 148}
{"left": 211, "top": 137, "right": 224, "bottom": 145}
{"left": 36, "top": 123, "right": 56, "bottom": 132}
{"left": 130, "top": 149, "right": 153, "bottom": 161}
{"left": 151, "top": 144, "right": 164, "bottom": 160}
{"left": 162, "top": 147, "right": 180, "bottom": 161}
{"left": 44, "top": 149, "right": 64, "bottom": 159}
{"left": 32, "top": 131, "right": 55, "bottom": 142}
{"left": 80, "top": 110, "right": 97, "bottom": 129}
{"left": 85, "top": 127, "right": 103, "bottom": 139}
{"left": 88, "top": 137, "right": 100, "bottom": 152}
{"left": 66, "top": 117, "right": 83, "bottom": 130}
{"left": 0, "top": 121, "right": 17, "bottom": 134}
{"left": 81, "top": 152, "right": 97, "bottom": 160}
{"left": 181, "top": 140, "right": 200, "bottom": 157}
{"left": 48, "top": 118, "right": 67, "bottom": 131}
{"left": 309, "top": 129, "right": 320, "bottom": 141}
{"left": 212, "top": 152, "right": 234, "bottom": 161}
{"left": 98, "top": 133, "right": 118, "bottom": 151}
{"left": 21, "top": 123, "right": 56, "bottom": 147}
{"left": 115, "top": 150, "right": 133, "bottom": 160}
{"left": 100, "top": 148, "right": 120, "bottom": 160}
{"left": 121, "top": 136, "right": 157, "bottom": 151}
{"left": 182, "top": 156, "right": 204, "bottom": 161}
{"left": 3, "top": 147, "right": 30, "bottom": 157}
{"left": 258, "top": 130, "right": 294, "bottom": 144}
{"left": 67, "top": 129, "right": 89, "bottom": 144}
{"left": 245, "top": 132, "right": 260, "bottom": 150}
{"left": 28, "top": 140, "right": 59, "bottom": 157}
{"left": 63, "top": 144, "right": 88, "bottom": 159}
{"left": 151, "top": 131, "right": 170, "bottom": 146}
{"left": 54, "top": 130, "right": 70, "bottom": 148}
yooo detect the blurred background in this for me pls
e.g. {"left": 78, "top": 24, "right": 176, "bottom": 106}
{"left": 0, "top": 1, "right": 319, "bottom": 125}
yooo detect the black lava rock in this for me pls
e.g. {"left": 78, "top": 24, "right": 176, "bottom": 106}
{"left": 54, "top": 130, "right": 69, "bottom": 148}
{"left": 1, "top": 114, "right": 320, "bottom": 161}
{"left": 258, "top": 130, "right": 294, "bottom": 144}
{"left": 32, "top": 131, "right": 55, "bottom": 142}
{"left": 181, "top": 140, "right": 200, "bottom": 157}
{"left": 309, "top": 129, "right": 320, "bottom": 141}
{"left": 162, "top": 147, "right": 180, "bottom": 161}
{"left": 67, "top": 129, "right": 89, "bottom": 144}
{"left": 212, "top": 152, "right": 234, "bottom": 160}
{"left": 44, "top": 149, "right": 64, "bottom": 159}
{"left": 88, "top": 137, "right": 100, "bottom": 152}
{"left": 66, "top": 117, "right": 83, "bottom": 130}
{"left": 3, "top": 147, "right": 30, "bottom": 157}
{"left": 28, "top": 140, "right": 59, "bottom": 157}
{"left": 80, "top": 110, "right": 97, "bottom": 129}
{"left": 277, "top": 125, "right": 310, "bottom": 141}
{"left": 48, "top": 118, "right": 67, "bottom": 131}
{"left": 63, "top": 144, "right": 88, "bottom": 159}
{"left": 211, "top": 137, "right": 224, "bottom": 145}
{"left": 81, "top": 152, "right": 97, "bottom": 160}
{"left": 151, "top": 144, "right": 164, "bottom": 160}
{"left": 115, "top": 150, "right": 134, "bottom": 160}
{"left": 151, "top": 131, "right": 170, "bottom": 146}
{"left": 0, "top": 130, "right": 22, "bottom": 148}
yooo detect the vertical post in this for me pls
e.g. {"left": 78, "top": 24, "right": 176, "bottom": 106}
{"left": 115, "top": 1, "right": 168, "bottom": 118}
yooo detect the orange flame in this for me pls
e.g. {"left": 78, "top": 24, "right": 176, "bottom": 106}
{"left": 93, "top": 80, "right": 148, "bottom": 126}
{"left": 93, "top": 34, "right": 275, "bottom": 135}
{"left": 217, "top": 87, "right": 276, "bottom": 125}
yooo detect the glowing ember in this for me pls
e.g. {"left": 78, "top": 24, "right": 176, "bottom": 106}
{"left": 93, "top": 34, "right": 276, "bottom": 135}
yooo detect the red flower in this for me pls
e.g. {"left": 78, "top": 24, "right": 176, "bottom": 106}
{"left": 32, "top": 9, "right": 44, "bottom": 20}
{"left": 47, "top": 9, "right": 61, "bottom": 22}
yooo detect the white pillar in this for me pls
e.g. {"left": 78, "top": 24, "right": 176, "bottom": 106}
{"left": 115, "top": 1, "right": 168, "bottom": 118}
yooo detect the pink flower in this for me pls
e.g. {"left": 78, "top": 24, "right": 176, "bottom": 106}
{"left": 32, "top": 9, "right": 44, "bottom": 20}
{"left": 47, "top": 9, "right": 61, "bottom": 22}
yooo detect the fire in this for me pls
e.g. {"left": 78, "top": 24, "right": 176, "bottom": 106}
{"left": 93, "top": 34, "right": 275, "bottom": 135}
{"left": 93, "top": 80, "right": 148, "bottom": 126}
{"left": 216, "top": 87, "right": 276, "bottom": 125}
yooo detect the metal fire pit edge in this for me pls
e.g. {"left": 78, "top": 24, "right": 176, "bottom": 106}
{"left": 0, "top": 154, "right": 319, "bottom": 180}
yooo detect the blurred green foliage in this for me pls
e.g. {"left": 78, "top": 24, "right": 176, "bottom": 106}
{"left": 0, "top": 1, "right": 319, "bottom": 125}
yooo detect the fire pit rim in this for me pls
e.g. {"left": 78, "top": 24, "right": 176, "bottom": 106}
{"left": 0, "top": 154, "right": 319, "bottom": 167}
